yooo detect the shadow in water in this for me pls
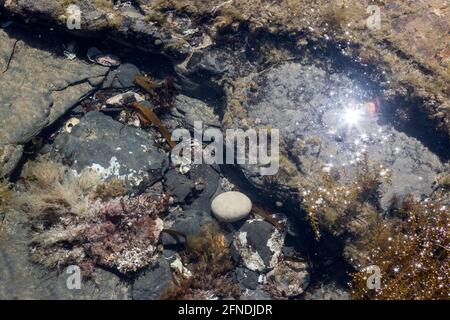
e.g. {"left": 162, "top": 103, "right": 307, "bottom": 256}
{"left": 378, "top": 97, "right": 450, "bottom": 162}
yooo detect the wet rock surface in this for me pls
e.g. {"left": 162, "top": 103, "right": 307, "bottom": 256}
{"left": 132, "top": 257, "right": 173, "bottom": 300}
{"left": 0, "top": 26, "right": 108, "bottom": 177}
{"left": 51, "top": 111, "right": 168, "bottom": 187}
{"left": 103, "top": 63, "right": 141, "bottom": 89}
{"left": 161, "top": 210, "right": 216, "bottom": 247}
{"left": 181, "top": 164, "right": 220, "bottom": 214}
{"left": 171, "top": 95, "right": 221, "bottom": 129}
{"left": 233, "top": 267, "right": 260, "bottom": 291}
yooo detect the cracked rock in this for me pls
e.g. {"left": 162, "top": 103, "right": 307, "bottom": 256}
{"left": 0, "top": 27, "right": 108, "bottom": 177}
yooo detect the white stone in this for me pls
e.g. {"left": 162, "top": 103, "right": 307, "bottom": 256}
{"left": 211, "top": 191, "right": 252, "bottom": 222}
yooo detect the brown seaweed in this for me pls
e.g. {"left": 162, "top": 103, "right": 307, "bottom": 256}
{"left": 130, "top": 102, "right": 176, "bottom": 149}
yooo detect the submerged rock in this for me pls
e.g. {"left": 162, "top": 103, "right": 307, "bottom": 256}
{"left": 0, "top": 27, "right": 108, "bottom": 177}
{"left": 304, "top": 282, "right": 350, "bottom": 300}
{"left": 163, "top": 169, "right": 195, "bottom": 203}
{"left": 171, "top": 95, "right": 221, "bottom": 129}
{"left": 233, "top": 267, "right": 260, "bottom": 290}
{"left": 233, "top": 219, "right": 284, "bottom": 272}
{"left": 161, "top": 210, "right": 216, "bottom": 246}
{"left": 266, "top": 259, "right": 310, "bottom": 297}
{"left": 182, "top": 164, "right": 220, "bottom": 213}
{"left": 132, "top": 258, "right": 173, "bottom": 300}
{"left": 228, "top": 62, "right": 444, "bottom": 207}
{"left": 211, "top": 191, "right": 252, "bottom": 223}
{"left": 52, "top": 111, "right": 168, "bottom": 188}
{"left": 103, "top": 63, "right": 141, "bottom": 89}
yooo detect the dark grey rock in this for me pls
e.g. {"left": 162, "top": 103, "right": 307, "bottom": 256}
{"left": 132, "top": 258, "right": 173, "bottom": 300}
{"left": 164, "top": 170, "right": 195, "bottom": 203}
{"left": 234, "top": 267, "right": 259, "bottom": 290}
{"left": 184, "top": 164, "right": 220, "bottom": 213}
{"left": 162, "top": 249, "right": 177, "bottom": 259}
{"left": 103, "top": 63, "right": 141, "bottom": 89}
{"left": 161, "top": 210, "right": 216, "bottom": 246}
{"left": 190, "top": 165, "right": 220, "bottom": 199}
{"left": 51, "top": 111, "right": 168, "bottom": 187}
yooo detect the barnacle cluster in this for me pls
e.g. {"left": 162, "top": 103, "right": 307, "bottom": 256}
{"left": 11, "top": 159, "right": 170, "bottom": 276}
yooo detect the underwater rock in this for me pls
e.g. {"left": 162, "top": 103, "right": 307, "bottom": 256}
{"left": 171, "top": 95, "right": 221, "bottom": 129}
{"left": 161, "top": 210, "right": 216, "bottom": 246}
{"left": 183, "top": 164, "right": 220, "bottom": 214}
{"left": 211, "top": 191, "right": 252, "bottom": 223}
{"left": 233, "top": 267, "right": 260, "bottom": 291}
{"left": 163, "top": 169, "right": 195, "bottom": 204}
{"left": 0, "top": 144, "right": 23, "bottom": 177}
{"left": 51, "top": 111, "right": 168, "bottom": 188}
{"left": 233, "top": 219, "right": 284, "bottom": 272}
{"left": 103, "top": 63, "right": 141, "bottom": 89}
{"left": 228, "top": 62, "right": 444, "bottom": 208}
{"left": 266, "top": 259, "right": 310, "bottom": 297}
{"left": 0, "top": 27, "right": 108, "bottom": 177}
{"left": 132, "top": 258, "right": 173, "bottom": 300}
{"left": 304, "top": 282, "right": 350, "bottom": 300}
